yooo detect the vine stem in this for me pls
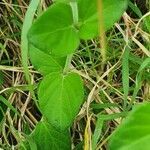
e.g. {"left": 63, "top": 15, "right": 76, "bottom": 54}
{"left": 70, "top": 0, "right": 78, "bottom": 25}
{"left": 63, "top": 0, "right": 78, "bottom": 73}
{"left": 63, "top": 54, "right": 73, "bottom": 73}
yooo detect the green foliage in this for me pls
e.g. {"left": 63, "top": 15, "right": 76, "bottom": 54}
{"left": 130, "top": 58, "right": 150, "bottom": 109}
{"left": 144, "top": 16, "right": 150, "bottom": 33}
{"left": 0, "top": 96, "right": 20, "bottom": 116}
{"left": 29, "top": 45, "right": 66, "bottom": 75}
{"left": 31, "top": 120, "right": 71, "bottom": 150}
{"left": 0, "top": 71, "right": 4, "bottom": 86}
{"left": 109, "top": 103, "right": 150, "bottom": 150}
{"left": 1, "top": 0, "right": 150, "bottom": 148}
{"left": 28, "top": 0, "right": 128, "bottom": 57}
{"left": 38, "top": 72, "right": 84, "bottom": 129}
{"left": 92, "top": 112, "right": 127, "bottom": 149}
{"left": 78, "top": 0, "right": 128, "bottom": 39}
{"left": 28, "top": 2, "right": 79, "bottom": 56}
{"left": 122, "top": 47, "right": 130, "bottom": 109}
{"left": 25, "top": 0, "right": 129, "bottom": 149}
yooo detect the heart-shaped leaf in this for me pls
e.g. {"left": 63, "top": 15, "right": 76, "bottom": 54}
{"left": 28, "top": 3, "right": 79, "bottom": 57}
{"left": 28, "top": 0, "right": 128, "bottom": 57}
{"left": 109, "top": 103, "right": 150, "bottom": 150}
{"left": 29, "top": 44, "right": 66, "bottom": 75}
{"left": 31, "top": 120, "right": 71, "bottom": 150}
{"left": 38, "top": 72, "right": 84, "bottom": 129}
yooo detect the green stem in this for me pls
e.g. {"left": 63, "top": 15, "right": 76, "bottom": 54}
{"left": 63, "top": 1, "right": 78, "bottom": 73}
{"left": 63, "top": 54, "right": 73, "bottom": 73}
{"left": 70, "top": 0, "right": 78, "bottom": 25}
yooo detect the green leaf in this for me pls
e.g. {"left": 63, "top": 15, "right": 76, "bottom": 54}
{"left": 78, "top": 0, "right": 98, "bottom": 39}
{"left": 92, "top": 112, "right": 127, "bottom": 149}
{"left": 122, "top": 47, "right": 130, "bottom": 109}
{"left": 0, "top": 71, "right": 4, "bottom": 85}
{"left": 0, "top": 96, "right": 20, "bottom": 116}
{"left": 38, "top": 72, "right": 84, "bottom": 129}
{"left": 78, "top": 0, "right": 128, "bottom": 39}
{"left": 19, "top": 137, "right": 37, "bottom": 150}
{"left": 101, "top": 0, "right": 128, "bottom": 30}
{"left": 129, "top": 58, "right": 150, "bottom": 109}
{"left": 31, "top": 120, "right": 71, "bottom": 150}
{"left": 28, "top": 3, "right": 79, "bottom": 57}
{"left": 28, "top": 0, "right": 128, "bottom": 57}
{"left": 128, "top": 1, "right": 142, "bottom": 18}
{"left": 91, "top": 103, "right": 119, "bottom": 110}
{"left": 92, "top": 116, "right": 104, "bottom": 150}
{"left": 144, "top": 16, "right": 150, "bottom": 33}
{"left": 0, "top": 106, "right": 3, "bottom": 123}
{"left": 109, "top": 103, "right": 150, "bottom": 150}
{"left": 29, "top": 44, "right": 66, "bottom": 75}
